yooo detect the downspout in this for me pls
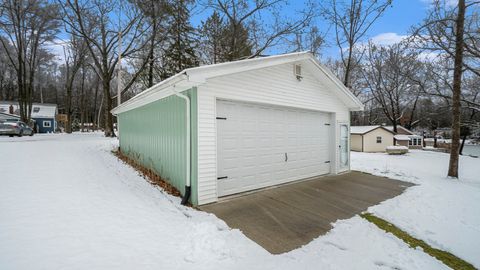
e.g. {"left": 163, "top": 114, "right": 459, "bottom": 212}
{"left": 173, "top": 87, "right": 191, "bottom": 205}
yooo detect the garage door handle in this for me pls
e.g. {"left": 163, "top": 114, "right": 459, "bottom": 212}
{"left": 285, "top": 153, "right": 288, "bottom": 162}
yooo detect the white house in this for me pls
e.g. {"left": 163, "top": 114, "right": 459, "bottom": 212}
{"left": 112, "top": 52, "right": 364, "bottom": 206}
{"left": 384, "top": 126, "right": 423, "bottom": 149}
{"left": 351, "top": 125, "right": 423, "bottom": 152}
{"left": 350, "top": 126, "right": 395, "bottom": 152}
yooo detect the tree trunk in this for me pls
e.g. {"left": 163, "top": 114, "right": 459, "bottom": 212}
{"left": 147, "top": 9, "right": 157, "bottom": 88}
{"left": 93, "top": 81, "right": 99, "bottom": 130}
{"left": 447, "top": 0, "right": 466, "bottom": 178}
{"left": 80, "top": 68, "right": 86, "bottom": 132}
{"left": 343, "top": 44, "right": 353, "bottom": 88}
{"left": 65, "top": 83, "right": 73, "bottom": 133}
{"left": 102, "top": 79, "right": 115, "bottom": 137}
{"left": 459, "top": 133, "right": 467, "bottom": 155}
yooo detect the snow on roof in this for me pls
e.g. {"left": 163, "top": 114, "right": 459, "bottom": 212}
{"left": 384, "top": 125, "right": 414, "bottom": 135}
{"left": 0, "top": 102, "right": 57, "bottom": 119}
{"left": 0, "top": 112, "right": 20, "bottom": 121}
{"left": 350, "top": 126, "right": 382, "bottom": 134}
{"left": 111, "top": 51, "right": 364, "bottom": 115}
{"left": 394, "top": 135, "right": 411, "bottom": 141}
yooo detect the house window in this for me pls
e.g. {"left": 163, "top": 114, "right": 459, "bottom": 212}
{"left": 409, "top": 138, "right": 421, "bottom": 146}
{"left": 33, "top": 107, "right": 40, "bottom": 113}
{"left": 43, "top": 120, "right": 51, "bottom": 127}
{"left": 376, "top": 136, "right": 382, "bottom": 143}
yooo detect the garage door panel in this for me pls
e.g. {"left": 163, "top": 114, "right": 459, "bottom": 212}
{"left": 217, "top": 100, "right": 331, "bottom": 197}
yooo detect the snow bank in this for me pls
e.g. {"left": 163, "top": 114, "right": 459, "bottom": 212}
{"left": 386, "top": 146, "right": 408, "bottom": 150}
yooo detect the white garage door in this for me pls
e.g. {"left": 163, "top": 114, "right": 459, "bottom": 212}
{"left": 216, "top": 100, "right": 332, "bottom": 197}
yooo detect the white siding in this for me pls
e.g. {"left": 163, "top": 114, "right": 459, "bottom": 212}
{"left": 196, "top": 62, "right": 351, "bottom": 205}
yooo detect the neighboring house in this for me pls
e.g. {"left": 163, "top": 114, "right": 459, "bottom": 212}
{"left": 0, "top": 102, "right": 58, "bottom": 133}
{"left": 351, "top": 125, "right": 423, "bottom": 152}
{"left": 350, "top": 126, "right": 395, "bottom": 152}
{"left": 0, "top": 112, "right": 20, "bottom": 122}
{"left": 384, "top": 126, "right": 423, "bottom": 149}
{"left": 112, "top": 52, "right": 364, "bottom": 206}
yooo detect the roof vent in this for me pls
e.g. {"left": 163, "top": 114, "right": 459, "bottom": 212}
{"left": 294, "top": 64, "right": 302, "bottom": 81}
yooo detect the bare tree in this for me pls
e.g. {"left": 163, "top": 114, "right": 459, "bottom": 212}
{"left": 207, "top": 0, "right": 314, "bottom": 61}
{"left": 448, "top": 0, "right": 466, "bottom": 178}
{"left": 61, "top": 0, "right": 151, "bottom": 137}
{"left": 135, "top": 0, "right": 171, "bottom": 87}
{"left": 0, "top": 0, "right": 60, "bottom": 122}
{"left": 361, "top": 42, "right": 423, "bottom": 132}
{"left": 0, "top": 43, "right": 17, "bottom": 100}
{"left": 292, "top": 26, "right": 325, "bottom": 57}
{"left": 412, "top": 0, "right": 480, "bottom": 77}
{"left": 323, "top": 0, "right": 392, "bottom": 88}
{"left": 61, "top": 35, "right": 87, "bottom": 133}
{"left": 412, "top": 0, "right": 477, "bottom": 177}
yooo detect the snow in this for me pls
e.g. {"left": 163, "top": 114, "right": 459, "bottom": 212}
{"left": 393, "top": 134, "right": 412, "bottom": 141}
{"left": 350, "top": 125, "right": 381, "bottom": 134}
{"left": 386, "top": 145, "right": 408, "bottom": 150}
{"left": 352, "top": 150, "right": 480, "bottom": 268}
{"left": 0, "top": 133, "right": 472, "bottom": 269}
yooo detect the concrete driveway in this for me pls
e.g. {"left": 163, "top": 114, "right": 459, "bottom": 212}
{"left": 200, "top": 171, "right": 413, "bottom": 254}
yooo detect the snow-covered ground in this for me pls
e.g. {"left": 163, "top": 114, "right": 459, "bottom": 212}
{"left": 0, "top": 133, "right": 476, "bottom": 269}
{"left": 352, "top": 150, "right": 480, "bottom": 268}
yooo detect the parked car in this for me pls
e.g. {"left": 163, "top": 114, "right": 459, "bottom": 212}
{"left": 0, "top": 121, "right": 34, "bottom": 137}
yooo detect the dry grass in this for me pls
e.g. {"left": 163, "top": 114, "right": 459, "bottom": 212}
{"left": 361, "top": 213, "right": 476, "bottom": 270}
{"left": 112, "top": 148, "right": 182, "bottom": 198}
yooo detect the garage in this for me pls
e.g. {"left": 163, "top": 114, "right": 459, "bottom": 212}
{"left": 216, "top": 100, "right": 332, "bottom": 196}
{"left": 112, "top": 51, "right": 364, "bottom": 206}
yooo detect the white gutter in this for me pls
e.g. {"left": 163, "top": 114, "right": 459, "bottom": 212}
{"left": 172, "top": 86, "right": 191, "bottom": 205}
{"left": 111, "top": 73, "right": 188, "bottom": 115}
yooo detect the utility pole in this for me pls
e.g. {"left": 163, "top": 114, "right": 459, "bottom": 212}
{"left": 116, "top": 1, "right": 123, "bottom": 137}
{"left": 117, "top": 30, "right": 122, "bottom": 107}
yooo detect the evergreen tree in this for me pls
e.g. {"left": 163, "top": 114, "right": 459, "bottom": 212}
{"left": 222, "top": 21, "right": 252, "bottom": 61}
{"left": 162, "top": 0, "right": 198, "bottom": 79}
{"left": 198, "top": 11, "right": 252, "bottom": 64}
{"left": 199, "top": 11, "right": 225, "bottom": 64}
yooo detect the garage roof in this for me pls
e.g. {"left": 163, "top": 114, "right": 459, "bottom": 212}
{"left": 112, "top": 52, "right": 364, "bottom": 115}
{"left": 383, "top": 125, "right": 414, "bottom": 135}
{"left": 350, "top": 125, "right": 395, "bottom": 135}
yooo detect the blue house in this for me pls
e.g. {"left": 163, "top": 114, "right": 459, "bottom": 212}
{"left": 31, "top": 104, "right": 57, "bottom": 133}
{"left": 0, "top": 102, "right": 57, "bottom": 133}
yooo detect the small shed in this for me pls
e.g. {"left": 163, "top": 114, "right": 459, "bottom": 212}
{"left": 385, "top": 126, "right": 423, "bottom": 149}
{"left": 31, "top": 104, "right": 58, "bottom": 133}
{"left": 0, "top": 102, "right": 57, "bottom": 133}
{"left": 112, "top": 52, "right": 363, "bottom": 206}
{"left": 350, "top": 126, "right": 395, "bottom": 152}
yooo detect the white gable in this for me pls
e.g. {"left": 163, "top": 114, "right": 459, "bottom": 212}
{"left": 0, "top": 102, "right": 57, "bottom": 119}
{"left": 350, "top": 126, "right": 381, "bottom": 134}
{"left": 112, "top": 52, "right": 364, "bottom": 115}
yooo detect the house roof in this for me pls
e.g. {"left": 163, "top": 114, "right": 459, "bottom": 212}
{"left": 350, "top": 125, "right": 396, "bottom": 135}
{"left": 111, "top": 51, "right": 364, "bottom": 115}
{"left": 384, "top": 125, "right": 414, "bottom": 135}
{"left": 394, "top": 135, "right": 411, "bottom": 141}
{"left": 0, "top": 101, "right": 57, "bottom": 119}
{"left": 0, "top": 112, "right": 20, "bottom": 120}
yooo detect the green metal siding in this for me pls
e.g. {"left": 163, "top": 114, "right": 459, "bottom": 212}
{"left": 118, "top": 88, "right": 198, "bottom": 205}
